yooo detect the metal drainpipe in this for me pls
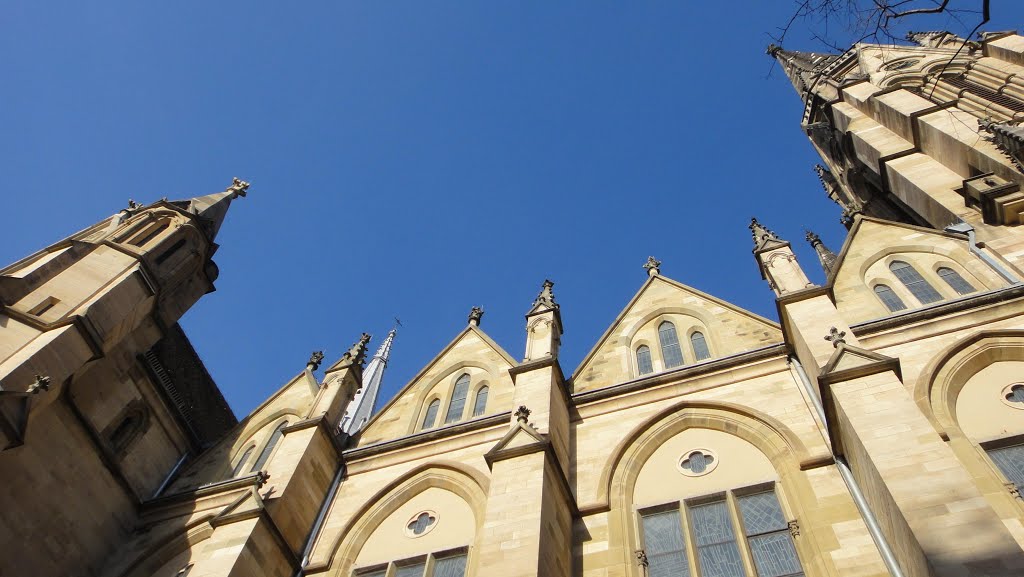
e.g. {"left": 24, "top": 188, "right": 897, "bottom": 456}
{"left": 945, "top": 222, "right": 1019, "bottom": 284}
{"left": 789, "top": 356, "right": 907, "bottom": 577}
{"left": 294, "top": 463, "right": 346, "bottom": 577}
{"left": 151, "top": 451, "right": 190, "bottom": 499}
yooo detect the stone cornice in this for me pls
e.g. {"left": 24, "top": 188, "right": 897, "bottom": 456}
{"left": 852, "top": 284, "right": 1024, "bottom": 336}
{"left": 343, "top": 412, "right": 510, "bottom": 462}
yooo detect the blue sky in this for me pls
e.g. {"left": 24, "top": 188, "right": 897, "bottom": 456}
{"left": 4, "top": 2, "right": 1021, "bottom": 417}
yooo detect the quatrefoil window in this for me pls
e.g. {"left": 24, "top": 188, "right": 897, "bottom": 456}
{"left": 678, "top": 449, "right": 718, "bottom": 477}
{"left": 405, "top": 511, "right": 438, "bottom": 537}
{"left": 1002, "top": 384, "right": 1024, "bottom": 409}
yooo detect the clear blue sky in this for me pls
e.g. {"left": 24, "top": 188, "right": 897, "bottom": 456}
{"left": 4, "top": 2, "right": 1021, "bottom": 417}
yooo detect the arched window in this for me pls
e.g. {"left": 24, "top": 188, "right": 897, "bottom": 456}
{"left": 937, "top": 267, "right": 976, "bottom": 295}
{"left": 874, "top": 284, "right": 907, "bottom": 312}
{"left": 230, "top": 445, "right": 255, "bottom": 477}
{"left": 659, "top": 322, "right": 684, "bottom": 369}
{"left": 889, "top": 260, "right": 942, "bottom": 304}
{"left": 472, "top": 386, "right": 489, "bottom": 417}
{"left": 106, "top": 401, "right": 150, "bottom": 455}
{"left": 690, "top": 332, "right": 711, "bottom": 361}
{"left": 250, "top": 421, "right": 288, "bottom": 473}
{"left": 421, "top": 399, "right": 440, "bottom": 430}
{"left": 445, "top": 374, "right": 471, "bottom": 424}
{"left": 636, "top": 345, "right": 653, "bottom": 375}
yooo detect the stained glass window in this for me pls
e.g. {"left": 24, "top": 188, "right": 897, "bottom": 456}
{"left": 637, "top": 345, "right": 654, "bottom": 375}
{"left": 641, "top": 509, "right": 691, "bottom": 577}
{"left": 873, "top": 284, "right": 906, "bottom": 312}
{"left": 357, "top": 552, "right": 466, "bottom": 577}
{"left": 738, "top": 491, "right": 803, "bottom": 577}
{"left": 472, "top": 386, "right": 488, "bottom": 417}
{"left": 421, "top": 399, "right": 440, "bottom": 430}
{"left": 1007, "top": 384, "right": 1024, "bottom": 404}
{"left": 691, "top": 332, "right": 711, "bottom": 361}
{"left": 890, "top": 261, "right": 942, "bottom": 304}
{"left": 690, "top": 500, "right": 744, "bottom": 577}
{"left": 659, "top": 322, "right": 685, "bottom": 369}
{"left": 988, "top": 444, "right": 1024, "bottom": 494}
{"left": 408, "top": 512, "right": 435, "bottom": 535}
{"left": 445, "top": 374, "right": 471, "bottom": 424}
{"left": 937, "top": 267, "right": 976, "bottom": 295}
{"left": 394, "top": 562, "right": 426, "bottom": 577}
{"left": 432, "top": 553, "right": 467, "bottom": 577}
{"left": 231, "top": 445, "right": 255, "bottom": 477}
{"left": 251, "top": 421, "right": 288, "bottom": 473}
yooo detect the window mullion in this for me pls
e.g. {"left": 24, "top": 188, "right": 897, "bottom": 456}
{"left": 424, "top": 554, "right": 436, "bottom": 577}
{"left": 681, "top": 503, "right": 702, "bottom": 577}
{"left": 727, "top": 491, "right": 758, "bottom": 577}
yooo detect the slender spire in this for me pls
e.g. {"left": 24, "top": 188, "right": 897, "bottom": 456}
{"left": 341, "top": 327, "right": 397, "bottom": 435}
{"left": 531, "top": 280, "right": 558, "bottom": 311}
{"left": 178, "top": 177, "right": 250, "bottom": 241}
{"left": 766, "top": 44, "right": 840, "bottom": 99}
{"left": 749, "top": 217, "right": 787, "bottom": 252}
{"left": 805, "top": 231, "right": 838, "bottom": 276}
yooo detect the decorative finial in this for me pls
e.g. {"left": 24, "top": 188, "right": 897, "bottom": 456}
{"left": 226, "top": 177, "right": 250, "bottom": 199}
{"left": 643, "top": 256, "right": 661, "bottom": 277}
{"left": 127, "top": 199, "right": 140, "bottom": 210}
{"left": 766, "top": 44, "right": 782, "bottom": 57}
{"left": 824, "top": 327, "right": 847, "bottom": 348}
{"left": 805, "top": 230, "right": 838, "bottom": 275}
{"left": 28, "top": 375, "right": 51, "bottom": 394}
{"left": 514, "top": 405, "right": 531, "bottom": 423}
{"left": 339, "top": 333, "right": 371, "bottom": 368}
{"left": 307, "top": 350, "right": 325, "bottom": 371}
{"left": 468, "top": 306, "right": 484, "bottom": 327}
{"left": 532, "top": 280, "right": 558, "bottom": 310}
{"left": 635, "top": 550, "right": 649, "bottom": 568}
{"left": 749, "top": 217, "right": 780, "bottom": 250}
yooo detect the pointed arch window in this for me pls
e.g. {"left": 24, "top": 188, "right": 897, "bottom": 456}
{"left": 636, "top": 345, "right": 653, "bottom": 376}
{"left": 250, "top": 421, "right": 288, "bottom": 473}
{"left": 445, "top": 374, "right": 471, "bottom": 424}
{"left": 937, "top": 267, "right": 976, "bottom": 295}
{"left": 421, "top": 399, "right": 440, "bottom": 430}
{"left": 230, "top": 445, "right": 255, "bottom": 477}
{"left": 690, "top": 332, "right": 711, "bottom": 362}
{"left": 873, "top": 284, "right": 907, "bottom": 312}
{"left": 471, "top": 386, "right": 489, "bottom": 417}
{"left": 987, "top": 443, "right": 1024, "bottom": 495}
{"left": 889, "top": 261, "right": 942, "bottom": 304}
{"left": 659, "top": 322, "right": 684, "bottom": 369}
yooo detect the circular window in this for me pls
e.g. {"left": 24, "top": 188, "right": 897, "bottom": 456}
{"left": 1001, "top": 383, "right": 1024, "bottom": 409}
{"left": 404, "top": 510, "right": 438, "bottom": 538}
{"left": 678, "top": 449, "right": 718, "bottom": 477}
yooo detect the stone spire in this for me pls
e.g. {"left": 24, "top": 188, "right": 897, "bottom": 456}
{"left": 178, "top": 177, "right": 250, "bottom": 241}
{"left": 532, "top": 280, "right": 558, "bottom": 311}
{"left": 766, "top": 44, "right": 840, "bottom": 98}
{"left": 643, "top": 256, "right": 661, "bottom": 277}
{"left": 341, "top": 327, "right": 397, "bottom": 435}
{"left": 749, "top": 218, "right": 786, "bottom": 253}
{"left": 468, "top": 306, "right": 484, "bottom": 327}
{"left": 815, "top": 164, "right": 862, "bottom": 228}
{"left": 805, "top": 231, "right": 839, "bottom": 276}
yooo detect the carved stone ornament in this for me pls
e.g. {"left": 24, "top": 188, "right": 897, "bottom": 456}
{"left": 1006, "top": 482, "right": 1021, "bottom": 500}
{"left": 343, "top": 333, "right": 371, "bottom": 367}
{"left": 635, "top": 549, "right": 649, "bottom": 568}
{"left": 255, "top": 471, "right": 271, "bottom": 489}
{"left": 824, "top": 327, "right": 847, "bottom": 348}
{"left": 514, "top": 405, "right": 532, "bottom": 423}
{"left": 307, "top": 350, "right": 325, "bottom": 371}
{"left": 468, "top": 306, "right": 484, "bottom": 326}
{"left": 788, "top": 520, "right": 801, "bottom": 537}
{"left": 226, "top": 177, "right": 250, "bottom": 199}
{"left": 28, "top": 375, "right": 51, "bottom": 394}
{"left": 643, "top": 256, "right": 661, "bottom": 276}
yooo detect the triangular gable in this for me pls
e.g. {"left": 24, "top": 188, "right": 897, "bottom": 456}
{"left": 483, "top": 420, "right": 548, "bottom": 468}
{"left": 356, "top": 325, "right": 517, "bottom": 445}
{"left": 572, "top": 275, "right": 782, "bottom": 393}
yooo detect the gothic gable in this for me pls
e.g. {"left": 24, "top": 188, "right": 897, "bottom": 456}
{"left": 829, "top": 217, "right": 1008, "bottom": 324}
{"left": 572, "top": 275, "right": 782, "bottom": 393}
{"left": 356, "top": 325, "right": 516, "bottom": 446}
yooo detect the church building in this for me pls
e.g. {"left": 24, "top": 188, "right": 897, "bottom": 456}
{"left": 3, "top": 30, "right": 1024, "bottom": 577}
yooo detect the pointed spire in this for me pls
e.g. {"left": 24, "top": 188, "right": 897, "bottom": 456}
{"left": 750, "top": 217, "right": 786, "bottom": 252}
{"left": 468, "top": 306, "right": 484, "bottom": 327}
{"left": 805, "top": 231, "right": 838, "bottom": 276}
{"left": 643, "top": 256, "right": 661, "bottom": 277}
{"left": 326, "top": 332, "right": 371, "bottom": 373}
{"left": 531, "top": 280, "right": 558, "bottom": 311}
{"left": 766, "top": 44, "right": 840, "bottom": 98}
{"left": 341, "top": 327, "right": 397, "bottom": 434}
{"left": 180, "top": 177, "right": 250, "bottom": 240}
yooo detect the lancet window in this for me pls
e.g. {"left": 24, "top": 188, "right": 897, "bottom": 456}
{"left": 230, "top": 445, "right": 255, "bottom": 477}
{"left": 690, "top": 331, "right": 711, "bottom": 362}
{"left": 445, "top": 374, "right": 471, "bottom": 424}
{"left": 873, "top": 284, "right": 907, "bottom": 312}
{"left": 421, "top": 399, "right": 440, "bottom": 430}
{"left": 250, "top": 421, "right": 288, "bottom": 473}
{"left": 890, "top": 261, "right": 942, "bottom": 305}
{"left": 472, "top": 386, "right": 488, "bottom": 417}
{"left": 659, "top": 322, "right": 684, "bottom": 369}
{"left": 637, "top": 345, "right": 654, "bottom": 376}
{"left": 356, "top": 549, "right": 468, "bottom": 577}
{"left": 937, "top": 266, "right": 976, "bottom": 295}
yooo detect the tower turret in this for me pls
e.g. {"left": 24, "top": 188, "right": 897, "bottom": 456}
{"left": 750, "top": 218, "right": 814, "bottom": 296}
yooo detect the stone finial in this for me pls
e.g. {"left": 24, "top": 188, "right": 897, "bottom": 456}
{"left": 226, "top": 177, "right": 250, "bottom": 199}
{"left": 532, "top": 280, "right": 558, "bottom": 310}
{"left": 805, "top": 230, "right": 838, "bottom": 276}
{"left": 635, "top": 550, "right": 649, "bottom": 568}
{"left": 28, "top": 375, "right": 51, "bottom": 394}
{"left": 514, "top": 405, "right": 531, "bottom": 423}
{"left": 643, "top": 256, "right": 661, "bottom": 277}
{"left": 749, "top": 217, "right": 781, "bottom": 250}
{"left": 468, "top": 306, "right": 484, "bottom": 327}
{"left": 339, "top": 333, "right": 371, "bottom": 368}
{"left": 824, "top": 327, "right": 847, "bottom": 348}
{"left": 127, "top": 199, "right": 140, "bottom": 210}
{"left": 307, "top": 350, "right": 325, "bottom": 371}
{"left": 766, "top": 44, "right": 782, "bottom": 57}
